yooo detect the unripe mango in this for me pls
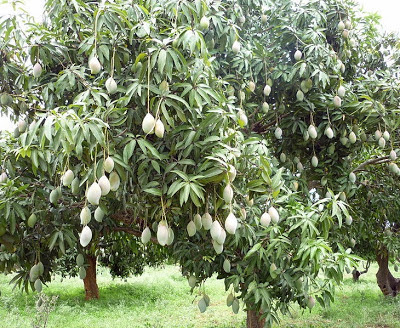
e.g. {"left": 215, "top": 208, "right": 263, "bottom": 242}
{"left": 260, "top": 212, "right": 271, "bottom": 227}
{"left": 223, "top": 184, "right": 233, "bottom": 203}
{"left": 216, "top": 228, "right": 226, "bottom": 245}
{"left": 27, "top": 213, "right": 38, "bottom": 228}
{"left": 141, "top": 226, "right": 151, "bottom": 244}
{"left": 109, "top": 172, "right": 120, "bottom": 191}
{"left": 232, "top": 41, "right": 241, "bottom": 54}
{"left": 294, "top": 50, "right": 302, "bottom": 61}
{"left": 210, "top": 220, "right": 222, "bottom": 241}
{"left": 94, "top": 206, "right": 104, "bottom": 222}
{"left": 200, "top": 16, "right": 210, "bottom": 30}
{"left": 223, "top": 259, "right": 231, "bottom": 273}
{"left": 202, "top": 212, "right": 212, "bottom": 230}
{"left": 89, "top": 56, "right": 101, "bottom": 74}
{"left": 212, "top": 239, "right": 223, "bottom": 254}
{"left": 187, "top": 220, "right": 196, "bottom": 236}
{"left": 80, "top": 225, "right": 92, "bottom": 247}
{"left": 248, "top": 81, "right": 256, "bottom": 92}
{"left": 80, "top": 206, "right": 91, "bottom": 225}
{"left": 268, "top": 206, "right": 279, "bottom": 223}
{"left": 155, "top": 119, "right": 165, "bottom": 138}
{"left": 325, "top": 127, "right": 334, "bottom": 139}
{"left": 49, "top": 187, "right": 61, "bottom": 205}
{"left": 87, "top": 182, "right": 101, "bottom": 205}
{"left": 33, "top": 62, "right": 43, "bottom": 78}
{"left": 225, "top": 212, "right": 237, "bottom": 234}
{"left": 142, "top": 113, "right": 155, "bottom": 134}
{"left": 76, "top": 254, "right": 84, "bottom": 267}
{"left": 157, "top": 221, "right": 169, "bottom": 246}
{"left": 104, "top": 157, "right": 114, "bottom": 173}
{"left": 62, "top": 170, "right": 74, "bottom": 186}
{"left": 263, "top": 84, "right": 271, "bottom": 96}
{"left": 308, "top": 125, "right": 317, "bottom": 139}
{"left": 98, "top": 175, "right": 111, "bottom": 196}
{"left": 105, "top": 77, "right": 118, "bottom": 94}
{"left": 194, "top": 214, "right": 202, "bottom": 230}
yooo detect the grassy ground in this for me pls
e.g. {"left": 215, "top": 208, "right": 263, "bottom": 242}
{"left": 0, "top": 263, "right": 400, "bottom": 328}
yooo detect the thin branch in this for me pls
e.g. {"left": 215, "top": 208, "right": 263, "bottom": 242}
{"left": 111, "top": 226, "right": 158, "bottom": 244}
{"left": 116, "top": 128, "right": 127, "bottom": 137}
{"left": 109, "top": 211, "right": 160, "bottom": 244}
{"left": 251, "top": 113, "right": 290, "bottom": 133}
{"left": 354, "top": 156, "right": 391, "bottom": 172}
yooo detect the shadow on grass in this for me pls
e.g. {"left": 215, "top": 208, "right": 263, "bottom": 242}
{"left": 42, "top": 280, "right": 189, "bottom": 310}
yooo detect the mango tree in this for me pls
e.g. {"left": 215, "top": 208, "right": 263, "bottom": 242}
{"left": 0, "top": 0, "right": 398, "bottom": 327}
{"left": 239, "top": 0, "right": 400, "bottom": 299}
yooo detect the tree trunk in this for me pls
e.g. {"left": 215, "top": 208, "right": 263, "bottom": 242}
{"left": 352, "top": 269, "right": 361, "bottom": 281}
{"left": 376, "top": 248, "right": 400, "bottom": 296}
{"left": 83, "top": 255, "right": 99, "bottom": 300}
{"left": 352, "top": 261, "right": 370, "bottom": 282}
{"left": 246, "top": 309, "right": 265, "bottom": 328}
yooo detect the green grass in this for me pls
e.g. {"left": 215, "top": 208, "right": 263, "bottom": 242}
{"left": 278, "top": 263, "right": 400, "bottom": 328}
{"left": 0, "top": 263, "right": 400, "bottom": 328}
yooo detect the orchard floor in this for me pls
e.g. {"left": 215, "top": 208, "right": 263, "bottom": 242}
{"left": 0, "top": 263, "right": 400, "bottom": 328}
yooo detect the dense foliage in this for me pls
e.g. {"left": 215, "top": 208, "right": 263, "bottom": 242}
{"left": 1, "top": 0, "right": 399, "bottom": 326}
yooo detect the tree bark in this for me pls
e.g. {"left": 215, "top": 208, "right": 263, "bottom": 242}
{"left": 352, "top": 261, "right": 370, "bottom": 282}
{"left": 376, "top": 248, "right": 400, "bottom": 296}
{"left": 354, "top": 155, "right": 390, "bottom": 172}
{"left": 352, "top": 269, "right": 361, "bottom": 281}
{"left": 83, "top": 255, "right": 99, "bottom": 300}
{"left": 246, "top": 309, "right": 265, "bottom": 328}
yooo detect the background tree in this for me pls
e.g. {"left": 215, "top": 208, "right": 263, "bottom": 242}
{"left": 0, "top": 0, "right": 398, "bottom": 327}
{"left": 238, "top": 0, "right": 400, "bottom": 298}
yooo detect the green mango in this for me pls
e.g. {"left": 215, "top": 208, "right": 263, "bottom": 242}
{"left": 29, "top": 264, "right": 40, "bottom": 282}
{"left": 27, "top": 214, "right": 37, "bottom": 228}
{"left": 34, "top": 279, "right": 42, "bottom": 292}
{"left": 76, "top": 254, "right": 84, "bottom": 267}
{"left": 198, "top": 298, "right": 207, "bottom": 313}
{"left": 37, "top": 261, "right": 44, "bottom": 275}
{"left": 226, "top": 293, "right": 234, "bottom": 307}
{"left": 232, "top": 298, "right": 239, "bottom": 314}
{"left": 79, "top": 267, "right": 86, "bottom": 279}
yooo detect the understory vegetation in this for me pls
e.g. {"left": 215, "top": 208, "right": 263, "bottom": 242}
{"left": 1, "top": 263, "right": 399, "bottom": 328}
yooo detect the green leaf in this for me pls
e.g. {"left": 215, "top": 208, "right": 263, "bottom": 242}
{"left": 44, "top": 116, "right": 54, "bottom": 142}
{"left": 143, "top": 188, "right": 162, "bottom": 196}
{"left": 151, "top": 160, "right": 160, "bottom": 174}
{"left": 179, "top": 183, "right": 191, "bottom": 206}
{"left": 158, "top": 49, "right": 167, "bottom": 75}
{"left": 123, "top": 139, "right": 136, "bottom": 163}
{"left": 88, "top": 122, "right": 105, "bottom": 146}
{"left": 271, "top": 168, "right": 283, "bottom": 190}
{"left": 48, "top": 232, "right": 58, "bottom": 251}
{"left": 245, "top": 243, "right": 262, "bottom": 259}
{"left": 137, "top": 138, "right": 161, "bottom": 160}
{"left": 168, "top": 180, "right": 185, "bottom": 197}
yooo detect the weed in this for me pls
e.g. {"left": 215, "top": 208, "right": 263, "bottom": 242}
{"left": 31, "top": 293, "right": 58, "bottom": 328}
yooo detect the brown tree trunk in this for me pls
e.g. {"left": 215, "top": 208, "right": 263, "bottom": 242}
{"left": 376, "top": 248, "right": 400, "bottom": 296}
{"left": 247, "top": 309, "right": 265, "bottom": 328}
{"left": 83, "top": 255, "right": 99, "bottom": 300}
{"left": 352, "top": 261, "right": 370, "bottom": 282}
{"left": 352, "top": 269, "right": 361, "bottom": 281}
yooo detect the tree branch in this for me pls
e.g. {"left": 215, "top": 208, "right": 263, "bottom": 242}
{"left": 251, "top": 113, "right": 291, "bottom": 134}
{"left": 354, "top": 156, "right": 391, "bottom": 172}
{"left": 362, "top": 260, "right": 371, "bottom": 274}
{"left": 111, "top": 226, "right": 159, "bottom": 244}
{"left": 110, "top": 211, "right": 160, "bottom": 244}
